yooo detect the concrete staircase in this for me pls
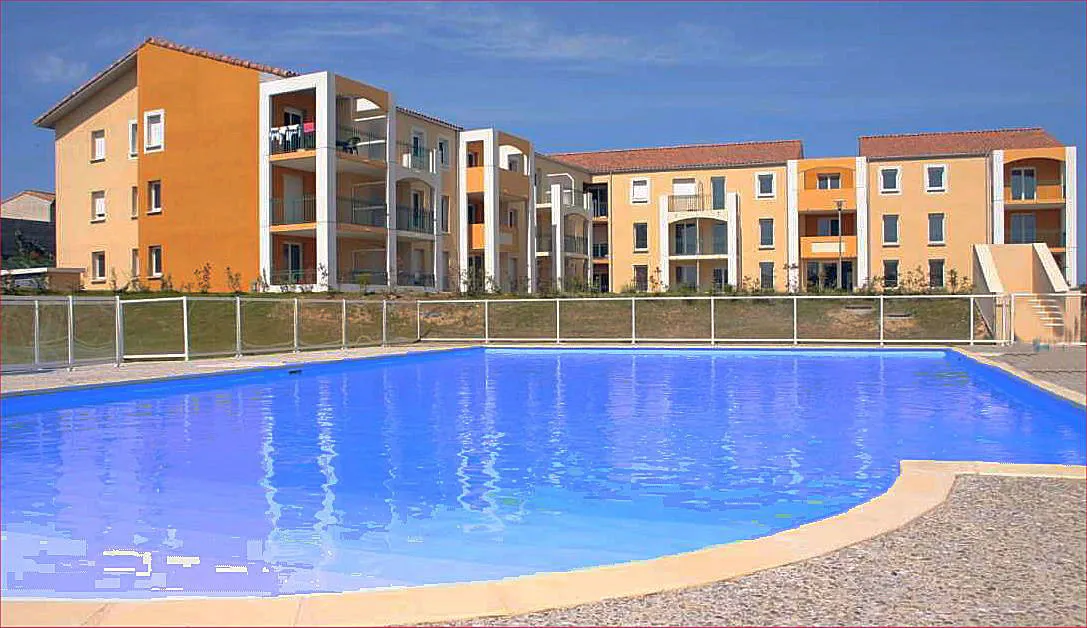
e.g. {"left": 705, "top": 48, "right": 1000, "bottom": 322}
{"left": 1027, "top": 294, "right": 1065, "bottom": 335}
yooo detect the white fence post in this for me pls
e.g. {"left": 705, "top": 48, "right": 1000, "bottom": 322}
{"left": 630, "top": 297, "right": 636, "bottom": 345}
{"left": 235, "top": 296, "right": 243, "bottom": 357}
{"left": 115, "top": 296, "right": 123, "bottom": 367}
{"left": 381, "top": 300, "right": 388, "bottom": 346}
{"left": 342, "top": 298, "right": 348, "bottom": 350}
{"left": 484, "top": 300, "right": 490, "bottom": 344}
{"left": 182, "top": 296, "right": 190, "bottom": 361}
{"left": 555, "top": 299, "right": 561, "bottom": 344}
{"left": 292, "top": 298, "right": 300, "bottom": 352}
{"left": 710, "top": 297, "right": 716, "bottom": 346}
{"left": 67, "top": 295, "right": 75, "bottom": 370}
{"left": 879, "top": 295, "right": 885, "bottom": 347}
{"left": 1008, "top": 293, "right": 1016, "bottom": 346}
{"left": 32, "top": 299, "right": 40, "bottom": 367}
{"left": 969, "top": 296, "right": 975, "bottom": 345}
{"left": 416, "top": 300, "right": 422, "bottom": 342}
{"left": 792, "top": 296, "right": 798, "bottom": 346}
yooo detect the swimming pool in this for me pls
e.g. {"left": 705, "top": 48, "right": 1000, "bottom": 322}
{"left": 1, "top": 348, "right": 1083, "bottom": 598}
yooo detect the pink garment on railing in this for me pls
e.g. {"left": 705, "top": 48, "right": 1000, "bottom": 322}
{"left": 303, "top": 122, "right": 315, "bottom": 133}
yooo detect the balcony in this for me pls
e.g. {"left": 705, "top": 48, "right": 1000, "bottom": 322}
{"left": 396, "top": 205, "right": 434, "bottom": 235}
{"left": 271, "top": 196, "right": 317, "bottom": 225}
{"left": 270, "top": 268, "right": 317, "bottom": 285}
{"left": 1008, "top": 228, "right": 1066, "bottom": 249}
{"left": 592, "top": 199, "right": 608, "bottom": 219}
{"left": 798, "top": 188, "right": 855, "bottom": 212}
{"left": 397, "top": 271, "right": 436, "bottom": 288}
{"left": 670, "top": 234, "right": 727, "bottom": 257}
{"left": 667, "top": 194, "right": 704, "bottom": 212}
{"left": 1005, "top": 182, "right": 1065, "bottom": 205}
{"left": 336, "top": 123, "right": 386, "bottom": 161}
{"left": 801, "top": 235, "right": 857, "bottom": 260}
{"left": 269, "top": 124, "right": 316, "bottom": 155}
{"left": 592, "top": 243, "right": 609, "bottom": 258}
{"left": 564, "top": 235, "right": 588, "bottom": 255}
{"left": 338, "top": 268, "right": 387, "bottom": 286}
{"left": 336, "top": 197, "right": 386, "bottom": 228}
{"left": 536, "top": 229, "right": 553, "bottom": 253}
{"left": 396, "top": 141, "right": 432, "bottom": 173}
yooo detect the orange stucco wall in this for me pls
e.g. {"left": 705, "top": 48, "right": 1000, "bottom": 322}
{"left": 797, "top": 157, "right": 856, "bottom": 212}
{"left": 135, "top": 43, "right": 262, "bottom": 292}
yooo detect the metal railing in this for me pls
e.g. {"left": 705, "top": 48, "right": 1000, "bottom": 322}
{"left": 536, "top": 230, "right": 553, "bottom": 252}
{"left": 564, "top": 235, "right": 588, "bottom": 255}
{"left": 336, "top": 197, "right": 386, "bottom": 227}
{"left": 269, "top": 124, "right": 316, "bottom": 154}
{"left": 338, "top": 269, "right": 388, "bottom": 286}
{"left": 271, "top": 196, "right": 317, "bottom": 225}
{"left": 396, "top": 205, "right": 434, "bottom": 234}
{"left": 1007, "top": 229, "right": 1066, "bottom": 248}
{"left": 592, "top": 198, "right": 608, "bottom": 218}
{"left": 667, "top": 194, "right": 704, "bottom": 212}
{"left": 592, "top": 243, "right": 609, "bottom": 258}
{"left": 397, "top": 271, "right": 436, "bottom": 288}
{"left": 270, "top": 269, "right": 318, "bottom": 285}
{"left": 4, "top": 292, "right": 1083, "bottom": 373}
{"left": 396, "top": 141, "right": 430, "bottom": 171}
{"left": 335, "top": 124, "right": 386, "bottom": 161}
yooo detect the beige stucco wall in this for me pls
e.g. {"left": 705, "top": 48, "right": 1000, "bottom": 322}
{"left": 867, "top": 155, "right": 989, "bottom": 288}
{"left": 1, "top": 194, "right": 53, "bottom": 222}
{"left": 53, "top": 68, "right": 139, "bottom": 289}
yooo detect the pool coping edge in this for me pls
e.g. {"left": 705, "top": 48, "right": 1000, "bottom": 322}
{"left": 3, "top": 461, "right": 1084, "bottom": 627}
{"left": 952, "top": 347, "right": 1086, "bottom": 407}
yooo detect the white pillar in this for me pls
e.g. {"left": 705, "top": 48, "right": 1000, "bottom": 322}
{"left": 584, "top": 193, "right": 592, "bottom": 285}
{"left": 483, "top": 131, "right": 500, "bottom": 290}
{"left": 457, "top": 133, "right": 469, "bottom": 291}
{"left": 1065, "top": 146, "right": 1078, "bottom": 285}
{"left": 386, "top": 98, "right": 398, "bottom": 288}
{"left": 432, "top": 156, "right": 443, "bottom": 291}
{"left": 727, "top": 192, "right": 739, "bottom": 287}
{"left": 551, "top": 182, "right": 563, "bottom": 289}
{"left": 855, "top": 156, "right": 869, "bottom": 288}
{"left": 258, "top": 88, "right": 272, "bottom": 287}
{"left": 657, "top": 194, "right": 669, "bottom": 291}
{"left": 315, "top": 73, "right": 336, "bottom": 291}
{"left": 992, "top": 149, "right": 1005, "bottom": 244}
{"left": 527, "top": 154, "right": 537, "bottom": 293}
{"left": 786, "top": 159, "right": 799, "bottom": 292}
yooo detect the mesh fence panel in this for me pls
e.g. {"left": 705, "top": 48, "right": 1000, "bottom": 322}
{"left": 559, "top": 299, "right": 632, "bottom": 341}
{"left": 419, "top": 301, "right": 484, "bottom": 340}
{"left": 37, "top": 301, "right": 70, "bottom": 365}
{"left": 635, "top": 298, "right": 711, "bottom": 340}
{"left": 187, "top": 298, "right": 238, "bottom": 357}
{"left": 385, "top": 301, "right": 418, "bottom": 344}
{"left": 122, "top": 299, "right": 185, "bottom": 357}
{"left": 713, "top": 298, "right": 793, "bottom": 341}
{"left": 299, "top": 300, "right": 343, "bottom": 349}
{"left": 488, "top": 300, "right": 555, "bottom": 340}
{"left": 72, "top": 300, "right": 116, "bottom": 364}
{"left": 882, "top": 296, "right": 973, "bottom": 342}
{"left": 240, "top": 299, "right": 294, "bottom": 353}
{"left": 346, "top": 301, "right": 383, "bottom": 346}
{"left": 1, "top": 301, "right": 36, "bottom": 368}
{"left": 797, "top": 297, "right": 880, "bottom": 341}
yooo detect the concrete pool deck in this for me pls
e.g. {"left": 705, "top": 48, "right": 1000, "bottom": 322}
{"left": 1, "top": 344, "right": 1084, "bottom": 626}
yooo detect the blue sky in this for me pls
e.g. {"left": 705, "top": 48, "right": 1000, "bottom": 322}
{"left": 2, "top": 1, "right": 1084, "bottom": 274}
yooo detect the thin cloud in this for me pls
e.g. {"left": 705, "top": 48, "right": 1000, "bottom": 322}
{"left": 29, "top": 54, "right": 88, "bottom": 84}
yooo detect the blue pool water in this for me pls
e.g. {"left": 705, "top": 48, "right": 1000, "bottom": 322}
{"left": 1, "top": 348, "right": 1083, "bottom": 598}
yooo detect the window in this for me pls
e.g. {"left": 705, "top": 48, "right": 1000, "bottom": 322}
{"left": 633, "top": 265, "right": 648, "bottom": 291}
{"left": 144, "top": 110, "right": 164, "bottom": 152}
{"left": 467, "top": 203, "right": 481, "bottom": 224}
{"left": 630, "top": 178, "right": 650, "bottom": 204}
{"left": 466, "top": 152, "right": 478, "bottom": 167}
{"left": 675, "top": 265, "right": 697, "bottom": 287}
{"left": 711, "top": 176, "right": 726, "bottom": 210}
{"left": 131, "top": 249, "right": 140, "bottom": 278}
{"left": 712, "top": 222, "right": 727, "bottom": 254}
{"left": 758, "top": 218, "right": 774, "bottom": 247}
{"left": 755, "top": 172, "right": 776, "bottom": 198}
{"left": 91, "top": 252, "right": 106, "bottom": 281}
{"left": 633, "top": 223, "right": 648, "bottom": 251}
{"left": 283, "top": 107, "right": 303, "bottom": 126}
{"left": 149, "top": 246, "right": 163, "bottom": 277}
{"left": 440, "top": 195, "right": 450, "bottom": 233}
{"left": 929, "top": 259, "right": 945, "bottom": 289}
{"left": 928, "top": 213, "right": 945, "bottom": 244}
{"left": 925, "top": 164, "right": 947, "bottom": 192}
{"left": 879, "top": 167, "right": 901, "bottom": 194}
{"left": 505, "top": 206, "right": 517, "bottom": 228}
{"left": 128, "top": 120, "right": 138, "bottom": 158}
{"left": 817, "top": 173, "right": 841, "bottom": 190}
{"left": 883, "top": 260, "right": 899, "bottom": 288}
{"left": 437, "top": 138, "right": 450, "bottom": 168}
{"left": 673, "top": 222, "right": 697, "bottom": 255}
{"left": 882, "top": 215, "right": 899, "bottom": 245}
{"left": 91, "top": 191, "right": 106, "bottom": 221}
{"left": 759, "top": 262, "right": 774, "bottom": 290}
{"left": 817, "top": 217, "right": 840, "bottom": 237}
{"left": 91, "top": 130, "right": 106, "bottom": 162}
{"left": 131, "top": 186, "right": 138, "bottom": 218}
{"left": 1009, "top": 212, "right": 1037, "bottom": 244}
{"left": 1010, "top": 168, "right": 1037, "bottom": 200}
{"left": 148, "top": 180, "right": 162, "bottom": 214}
{"left": 506, "top": 153, "right": 522, "bottom": 173}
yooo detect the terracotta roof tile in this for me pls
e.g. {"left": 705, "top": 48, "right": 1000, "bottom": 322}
{"left": 396, "top": 106, "right": 463, "bottom": 131}
{"left": 549, "top": 140, "right": 804, "bottom": 174}
{"left": 858, "top": 127, "right": 1063, "bottom": 159}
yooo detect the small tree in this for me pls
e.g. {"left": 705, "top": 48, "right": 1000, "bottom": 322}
{"left": 224, "top": 266, "right": 243, "bottom": 294}
{"left": 193, "top": 263, "right": 212, "bottom": 293}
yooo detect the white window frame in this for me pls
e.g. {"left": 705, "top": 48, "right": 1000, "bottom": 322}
{"left": 925, "top": 164, "right": 947, "bottom": 193}
{"left": 128, "top": 119, "right": 138, "bottom": 158}
{"left": 632, "top": 265, "right": 649, "bottom": 291}
{"left": 440, "top": 195, "right": 450, "bottom": 233}
{"left": 131, "top": 248, "right": 140, "bottom": 278}
{"left": 131, "top": 186, "right": 139, "bottom": 218}
{"left": 91, "top": 129, "right": 106, "bottom": 162}
{"left": 879, "top": 166, "right": 901, "bottom": 194}
{"left": 755, "top": 172, "right": 776, "bottom": 199}
{"left": 1010, "top": 167, "right": 1037, "bottom": 201}
{"left": 91, "top": 251, "right": 106, "bottom": 282}
{"left": 149, "top": 245, "right": 163, "bottom": 278}
{"left": 633, "top": 222, "right": 649, "bottom": 252}
{"left": 759, "top": 261, "right": 775, "bottom": 289}
{"left": 816, "top": 173, "right": 841, "bottom": 190}
{"left": 437, "top": 137, "right": 451, "bottom": 169}
{"left": 148, "top": 180, "right": 162, "bottom": 214}
{"left": 882, "top": 214, "right": 899, "bottom": 246}
{"left": 883, "top": 260, "right": 899, "bottom": 288}
{"left": 630, "top": 178, "right": 650, "bottom": 204}
{"left": 91, "top": 190, "right": 106, "bottom": 222}
{"left": 928, "top": 259, "right": 945, "bottom": 289}
{"left": 928, "top": 212, "right": 946, "bottom": 245}
{"left": 143, "top": 109, "right": 165, "bottom": 153}
{"left": 758, "top": 217, "right": 774, "bottom": 248}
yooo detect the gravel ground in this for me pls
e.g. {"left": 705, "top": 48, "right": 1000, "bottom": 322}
{"left": 971, "top": 344, "right": 1086, "bottom": 394}
{"left": 439, "top": 475, "right": 1086, "bottom": 627}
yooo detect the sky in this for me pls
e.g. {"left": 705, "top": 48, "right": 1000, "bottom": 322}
{"left": 2, "top": 1, "right": 1084, "bottom": 274}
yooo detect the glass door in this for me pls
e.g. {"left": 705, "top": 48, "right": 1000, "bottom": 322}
{"left": 1010, "top": 213, "right": 1036, "bottom": 243}
{"left": 1011, "top": 168, "right": 1037, "bottom": 200}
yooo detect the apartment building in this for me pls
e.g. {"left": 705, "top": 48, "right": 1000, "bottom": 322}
{"left": 36, "top": 38, "right": 1079, "bottom": 295}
